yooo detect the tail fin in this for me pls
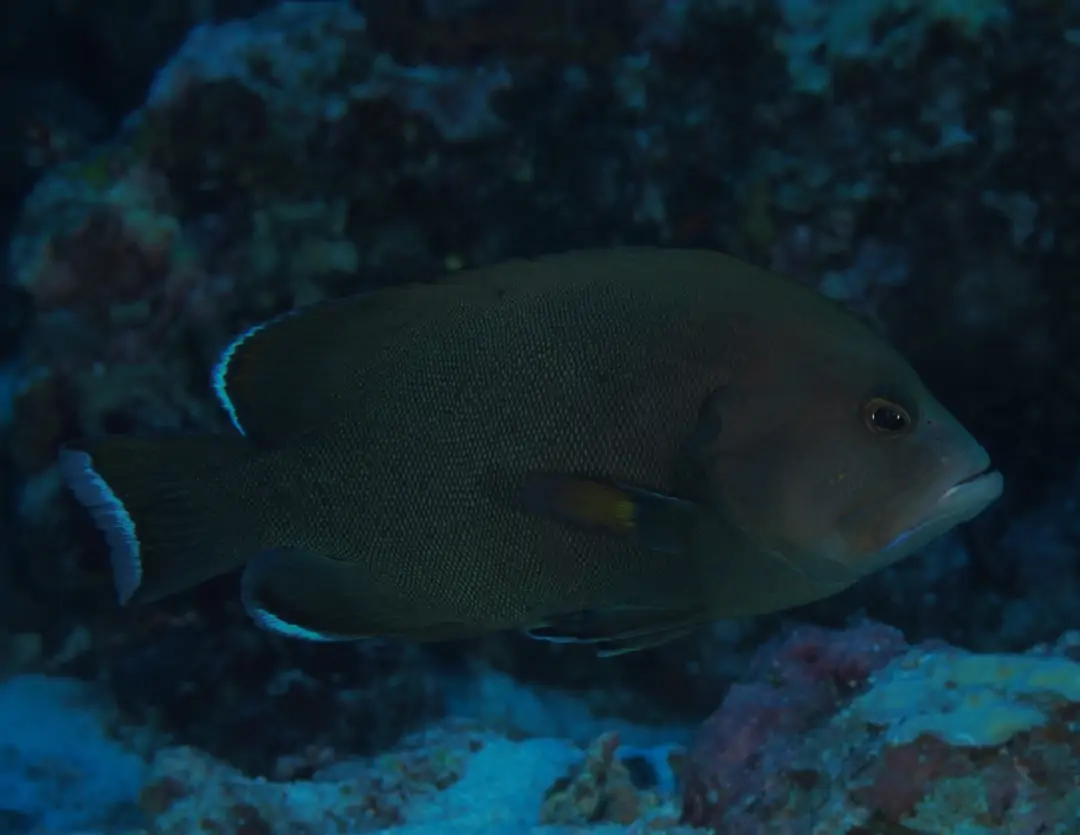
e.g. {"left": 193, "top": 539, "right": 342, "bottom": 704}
{"left": 58, "top": 435, "right": 260, "bottom": 605}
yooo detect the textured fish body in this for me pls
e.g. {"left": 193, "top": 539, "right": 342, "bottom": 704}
{"left": 59, "top": 248, "right": 1002, "bottom": 652}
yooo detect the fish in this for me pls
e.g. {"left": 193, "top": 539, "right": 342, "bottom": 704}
{"left": 58, "top": 248, "right": 1003, "bottom": 656}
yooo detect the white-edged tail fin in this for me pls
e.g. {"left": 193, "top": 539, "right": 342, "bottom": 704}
{"left": 57, "top": 435, "right": 260, "bottom": 605}
{"left": 58, "top": 449, "right": 142, "bottom": 604}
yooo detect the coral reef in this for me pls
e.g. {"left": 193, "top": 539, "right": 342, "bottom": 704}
{"left": 541, "top": 732, "right": 650, "bottom": 826}
{"left": 141, "top": 720, "right": 492, "bottom": 834}
{"left": 8, "top": 623, "right": 1080, "bottom": 833}
{"left": 0, "top": 668, "right": 696, "bottom": 835}
{"left": 142, "top": 726, "right": 691, "bottom": 835}
{"left": 0, "top": 674, "right": 145, "bottom": 832}
{"left": 683, "top": 621, "right": 1080, "bottom": 833}
{"left": 72, "top": 614, "right": 448, "bottom": 777}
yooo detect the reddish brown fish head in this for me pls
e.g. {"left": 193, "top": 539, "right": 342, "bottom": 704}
{"left": 700, "top": 330, "right": 1002, "bottom": 583}
{"left": 825, "top": 389, "right": 1001, "bottom": 575}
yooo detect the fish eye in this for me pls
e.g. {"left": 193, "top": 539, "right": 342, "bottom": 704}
{"left": 862, "top": 397, "right": 912, "bottom": 436}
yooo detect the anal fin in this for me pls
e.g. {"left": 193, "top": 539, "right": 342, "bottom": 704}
{"left": 241, "top": 548, "right": 380, "bottom": 642}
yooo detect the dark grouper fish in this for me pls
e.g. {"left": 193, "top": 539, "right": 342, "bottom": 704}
{"left": 58, "top": 249, "right": 1003, "bottom": 655}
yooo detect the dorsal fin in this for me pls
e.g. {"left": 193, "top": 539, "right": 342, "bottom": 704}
{"left": 211, "top": 282, "right": 478, "bottom": 447}
{"left": 209, "top": 246, "right": 781, "bottom": 447}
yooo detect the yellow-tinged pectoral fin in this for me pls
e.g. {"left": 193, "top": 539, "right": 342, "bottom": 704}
{"left": 520, "top": 473, "right": 700, "bottom": 553}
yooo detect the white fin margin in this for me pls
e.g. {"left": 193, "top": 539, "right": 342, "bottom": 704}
{"left": 239, "top": 561, "right": 353, "bottom": 642}
{"left": 57, "top": 449, "right": 142, "bottom": 605}
{"left": 210, "top": 311, "right": 297, "bottom": 436}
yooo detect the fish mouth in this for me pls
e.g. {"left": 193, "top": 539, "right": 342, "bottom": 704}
{"left": 939, "top": 464, "right": 1003, "bottom": 508}
{"left": 874, "top": 462, "right": 1003, "bottom": 566}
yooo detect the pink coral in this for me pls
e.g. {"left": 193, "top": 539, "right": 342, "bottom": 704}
{"left": 681, "top": 622, "right": 908, "bottom": 830}
{"left": 681, "top": 622, "right": 1080, "bottom": 833}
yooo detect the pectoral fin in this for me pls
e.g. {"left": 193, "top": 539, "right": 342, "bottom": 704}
{"left": 520, "top": 473, "right": 699, "bottom": 554}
